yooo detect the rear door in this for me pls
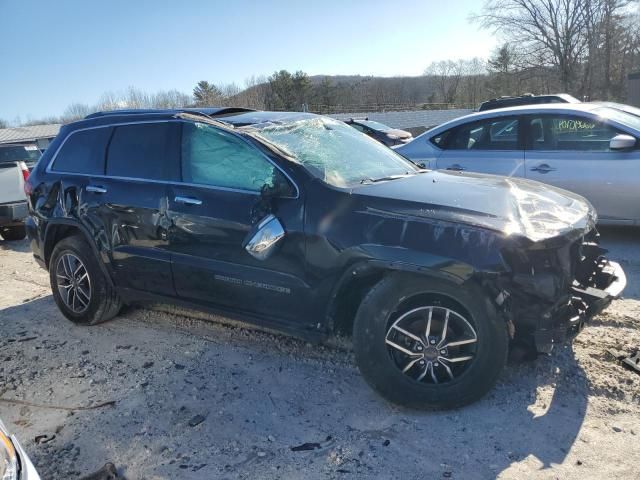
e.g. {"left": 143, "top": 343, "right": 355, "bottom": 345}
{"left": 97, "top": 122, "right": 180, "bottom": 295}
{"left": 434, "top": 116, "right": 525, "bottom": 177}
{"left": 523, "top": 113, "right": 640, "bottom": 223}
{"left": 48, "top": 122, "right": 179, "bottom": 296}
{"left": 166, "top": 121, "right": 309, "bottom": 324}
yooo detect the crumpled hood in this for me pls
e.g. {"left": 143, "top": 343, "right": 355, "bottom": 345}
{"left": 353, "top": 170, "right": 595, "bottom": 243}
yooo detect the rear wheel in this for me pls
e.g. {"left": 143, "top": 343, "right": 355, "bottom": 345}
{"left": 1, "top": 224, "right": 26, "bottom": 241}
{"left": 49, "top": 235, "right": 122, "bottom": 325}
{"left": 353, "top": 274, "right": 508, "bottom": 409}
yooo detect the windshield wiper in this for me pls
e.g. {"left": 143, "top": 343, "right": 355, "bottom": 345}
{"left": 360, "top": 173, "right": 413, "bottom": 184}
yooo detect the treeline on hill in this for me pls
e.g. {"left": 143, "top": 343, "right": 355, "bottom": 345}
{"left": 7, "top": 0, "right": 639, "bottom": 127}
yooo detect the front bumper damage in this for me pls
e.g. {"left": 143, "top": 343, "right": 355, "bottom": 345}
{"left": 532, "top": 259, "right": 625, "bottom": 353}
{"left": 498, "top": 234, "right": 627, "bottom": 354}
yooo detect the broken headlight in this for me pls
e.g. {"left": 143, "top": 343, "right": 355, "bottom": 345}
{"left": 0, "top": 428, "right": 18, "bottom": 480}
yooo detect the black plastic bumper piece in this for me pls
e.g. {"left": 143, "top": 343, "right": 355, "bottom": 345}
{"left": 533, "top": 260, "right": 625, "bottom": 353}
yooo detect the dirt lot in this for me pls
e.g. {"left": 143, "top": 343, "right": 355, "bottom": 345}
{"left": 0, "top": 229, "right": 639, "bottom": 480}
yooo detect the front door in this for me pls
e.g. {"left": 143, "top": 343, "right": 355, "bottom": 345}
{"left": 166, "top": 121, "right": 309, "bottom": 324}
{"left": 435, "top": 116, "right": 525, "bottom": 177}
{"left": 523, "top": 114, "right": 640, "bottom": 223}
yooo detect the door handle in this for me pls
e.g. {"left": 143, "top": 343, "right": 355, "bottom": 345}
{"left": 86, "top": 185, "right": 107, "bottom": 194}
{"left": 175, "top": 196, "right": 203, "bottom": 206}
{"left": 446, "top": 164, "right": 465, "bottom": 171}
{"left": 530, "top": 164, "right": 556, "bottom": 173}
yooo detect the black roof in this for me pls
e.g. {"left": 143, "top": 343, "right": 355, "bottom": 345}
{"left": 58, "top": 108, "right": 318, "bottom": 138}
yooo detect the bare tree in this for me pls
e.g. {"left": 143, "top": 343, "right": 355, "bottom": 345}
{"left": 425, "top": 60, "right": 465, "bottom": 103}
{"left": 477, "top": 0, "right": 591, "bottom": 90}
{"left": 62, "top": 103, "right": 92, "bottom": 122}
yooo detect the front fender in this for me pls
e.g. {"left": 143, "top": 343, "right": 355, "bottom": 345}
{"left": 323, "top": 252, "right": 479, "bottom": 333}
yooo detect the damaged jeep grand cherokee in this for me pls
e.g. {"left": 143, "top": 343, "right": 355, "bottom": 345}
{"left": 24, "top": 109, "right": 625, "bottom": 409}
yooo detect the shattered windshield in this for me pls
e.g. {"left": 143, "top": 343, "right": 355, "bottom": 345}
{"left": 250, "top": 117, "right": 418, "bottom": 187}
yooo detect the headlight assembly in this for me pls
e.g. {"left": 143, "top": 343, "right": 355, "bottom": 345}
{"left": 0, "top": 430, "right": 18, "bottom": 480}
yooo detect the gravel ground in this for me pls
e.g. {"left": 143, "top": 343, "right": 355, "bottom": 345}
{"left": 0, "top": 229, "right": 639, "bottom": 480}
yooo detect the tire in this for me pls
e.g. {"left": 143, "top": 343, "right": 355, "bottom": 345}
{"left": 49, "top": 234, "right": 122, "bottom": 325}
{"left": 353, "top": 273, "right": 508, "bottom": 410}
{"left": 1, "top": 224, "right": 26, "bottom": 241}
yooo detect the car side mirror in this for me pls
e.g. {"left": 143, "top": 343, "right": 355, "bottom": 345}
{"left": 243, "top": 214, "right": 285, "bottom": 260}
{"left": 610, "top": 134, "right": 636, "bottom": 151}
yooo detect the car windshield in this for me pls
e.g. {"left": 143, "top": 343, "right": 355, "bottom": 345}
{"left": 357, "top": 120, "right": 393, "bottom": 132}
{"left": 0, "top": 145, "right": 41, "bottom": 165}
{"left": 595, "top": 107, "right": 640, "bottom": 131}
{"left": 250, "top": 117, "right": 418, "bottom": 187}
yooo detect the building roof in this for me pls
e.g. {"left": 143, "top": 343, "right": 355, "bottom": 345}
{"left": 0, "top": 124, "right": 62, "bottom": 144}
{"left": 328, "top": 109, "right": 474, "bottom": 130}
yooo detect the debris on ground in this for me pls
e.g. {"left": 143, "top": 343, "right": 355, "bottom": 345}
{"left": 622, "top": 350, "right": 640, "bottom": 373}
{"left": 188, "top": 414, "right": 206, "bottom": 427}
{"left": 79, "top": 463, "right": 123, "bottom": 480}
{"left": 290, "top": 442, "right": 322, "bottom": 452}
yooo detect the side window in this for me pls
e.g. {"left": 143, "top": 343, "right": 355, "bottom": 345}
{"left": 528, "top": 116, "right": 621, "bottom": 152}
{"left": 430, "top": 130, "right": 453, "bottom": 148}
{"left": 106, "top": 123, "right": 180, "bottom": 180}
{"left": 350, "top": 123, "right": 366, "bottom": 133}
{"left": 52, "top": 127, "right": 111, "bottom": 174}
{"left": 444, "top": 118, "right": 519, "bottom": 151}
{"left": 181, "top": 122, "right": 288, "bottom": 193}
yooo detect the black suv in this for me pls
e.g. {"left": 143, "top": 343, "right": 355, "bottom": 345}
{"left": 25, "top": 108, "right": 625, "bottom": 409}
{"left": 478, "top": 93, "right": 581, "bottom": 111}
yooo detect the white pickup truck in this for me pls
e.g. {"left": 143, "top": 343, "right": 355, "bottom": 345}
{"left": 0, "top": 144, "right": 39, "bottom": 241}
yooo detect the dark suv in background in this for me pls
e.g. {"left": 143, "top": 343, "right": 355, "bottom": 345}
{"left": 24, "top": 108, "right": 624, "bottom": 409}
{"left": 478, "top": 93, "right": 581, "bottom": 111}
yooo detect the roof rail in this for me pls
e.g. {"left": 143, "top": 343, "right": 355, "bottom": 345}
{"left": 84, "top": 107, "right": 256, "bottom": 120}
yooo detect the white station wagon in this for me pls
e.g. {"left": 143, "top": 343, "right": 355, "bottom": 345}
{"left": 396, "top": 103, "right": 640, "bottom": 225}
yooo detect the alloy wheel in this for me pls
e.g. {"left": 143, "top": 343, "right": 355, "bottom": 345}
{"left": 55, "top": 253, "right": 92, "bottom": 314}
{"left": 385, "top": 305, "right": 478, "bottom": 384}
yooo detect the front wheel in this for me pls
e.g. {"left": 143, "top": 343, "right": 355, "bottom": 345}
{"left": 353, "top": 274, "right": 508, "bottom": 409}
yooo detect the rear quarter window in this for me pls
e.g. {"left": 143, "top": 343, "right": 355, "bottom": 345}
{"left": 52, "top": 127, "right": 112, "bottom": 174}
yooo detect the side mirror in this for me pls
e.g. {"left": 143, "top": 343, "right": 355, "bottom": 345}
{"left": 243, "top": 214, "right": 285, "bottom": 260}
{"left": 610, "top": 134, "right": 636, "bottom": 151}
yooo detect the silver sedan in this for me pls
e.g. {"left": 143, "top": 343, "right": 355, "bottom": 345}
{"left": 395, "top": 103, "right": 640, "bottom": 225}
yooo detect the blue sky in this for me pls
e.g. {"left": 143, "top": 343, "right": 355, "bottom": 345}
{"left": 0, "top": 0, "right": 498, "bottom": 122}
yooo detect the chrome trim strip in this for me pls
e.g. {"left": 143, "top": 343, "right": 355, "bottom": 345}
{"left": 45, "top": 119, "right": 300, "bottom": 199}
{"left": 174, "top": 195, "right": 203, "bottom": 206}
